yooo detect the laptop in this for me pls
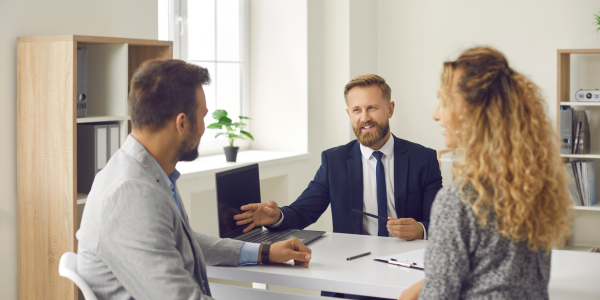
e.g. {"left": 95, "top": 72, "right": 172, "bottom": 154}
{"left": 215, "top": 164, "right": 325, "bottom": 245}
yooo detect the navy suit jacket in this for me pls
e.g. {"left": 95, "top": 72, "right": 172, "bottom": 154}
{"left": 275, "top": 135, "right": 443, "bottom": 235}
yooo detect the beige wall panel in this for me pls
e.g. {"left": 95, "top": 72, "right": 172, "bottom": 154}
{"left": 17, "top": 40, "right": 76, "bottom": 300}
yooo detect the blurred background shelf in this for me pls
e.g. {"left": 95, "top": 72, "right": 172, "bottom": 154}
{"left": 560, "top": 154, "right": 600, "bottom": 159}
{"left": 77, "top": 115, "right": 129, "bottom": 123}
{"left": 560, "top": 101, "right": 600, "bottom": 107}
{"left": 573, "top": 203, "right": 600, "bottom": 211}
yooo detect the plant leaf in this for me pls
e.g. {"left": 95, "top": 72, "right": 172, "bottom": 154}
{"left": 227, "top": 133, "right": 240, "bottom": 139}
{"left": 239, "top": 116, "right": 251, "bottom": 120}
{"left": 219, "top": 116, "right": 232, "bottom": 125}
{"left": 212, "top": 109, "right": 227, "bottom": 120}
{"left": 240, "top": 130, "right": 254, "bottom": 140}
{"left": 215, "top": 132, "right": 227, "bottom": 138}
{"left": 207, "top": 123, "right": 222, "bottom": 129}
{"left": 225, "top": 125, "right": 233, "bottom": 132}
{"left": 233, "top": 122, "right": 246, "bottom": 127}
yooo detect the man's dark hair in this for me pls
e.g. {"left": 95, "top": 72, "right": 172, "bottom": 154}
{"left": 129, "top": 59, "right": 210, "bottom": 132}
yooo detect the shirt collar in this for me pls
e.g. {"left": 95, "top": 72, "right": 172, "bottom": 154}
{"left": 151, "top": 156, "right": 180, "bottom": 189}
{"left": 359, "top": 135, "right": 395, "bottom": 160}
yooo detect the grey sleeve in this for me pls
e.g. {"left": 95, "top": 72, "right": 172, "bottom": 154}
{"left": 419, "top": 185, "right": 474, "bottom": 300}
{"left": 96, "top": 181, "right": 211, "bottom": 300}
{"left": 192, "top": 232, "right": 245, "bottom": 266}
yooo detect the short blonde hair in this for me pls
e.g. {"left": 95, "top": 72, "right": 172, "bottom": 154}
{"left": 344, "top": 74, "right": 392, "bottom": 102}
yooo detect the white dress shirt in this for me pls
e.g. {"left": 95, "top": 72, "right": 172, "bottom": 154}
{"left": 274, "top": 136, "right": 426, "bottom": 239}
{"left": 360, "top": 137, "right": 426, "bottom": 239}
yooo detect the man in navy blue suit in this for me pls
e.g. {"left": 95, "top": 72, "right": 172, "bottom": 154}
{"left": 235, "top": 74, "right": 442, "bottom": 243}
{"left": 234, "top": 74, "right": 442, "bottom": 299}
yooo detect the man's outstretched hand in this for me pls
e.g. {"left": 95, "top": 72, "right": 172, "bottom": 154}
{"left": 233, "top": 200, "right": 282, "bottom": 233}
{"left": 258, "top": 238, "right": 312, "bottom": 268}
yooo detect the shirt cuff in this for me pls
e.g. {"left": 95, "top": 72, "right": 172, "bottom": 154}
{"left": 237, "top": 242, "right": 261, "bottom": 266}
{"left": 419, "top": 222, "right": 427, "bottom": 240}
{"left": 270, "top": 211, "right": 285, "bottom": 228}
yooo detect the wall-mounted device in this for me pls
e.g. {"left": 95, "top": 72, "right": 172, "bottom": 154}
{"left": 575, "top": 89, "right": 600, "bottom": 102}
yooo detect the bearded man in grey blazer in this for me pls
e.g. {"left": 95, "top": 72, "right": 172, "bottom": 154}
{"left": 76, "top": 59, "right": 312, "bottom": 300}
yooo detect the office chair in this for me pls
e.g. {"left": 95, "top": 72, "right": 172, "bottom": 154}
{"left": 59, "top": 252, "right": 98, "bottom": 300}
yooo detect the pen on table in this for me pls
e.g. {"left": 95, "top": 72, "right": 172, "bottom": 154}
{"left": 347, "top": 252, "right": 371, "bottom": 261}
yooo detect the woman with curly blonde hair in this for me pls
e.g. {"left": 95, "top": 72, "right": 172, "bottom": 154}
{"left": 399, "top": 47, "right": 573, "bottom": 300}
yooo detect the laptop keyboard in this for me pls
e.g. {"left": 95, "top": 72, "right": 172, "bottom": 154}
{"left": 236, "top": 229, "right": 299, "bottom": 243}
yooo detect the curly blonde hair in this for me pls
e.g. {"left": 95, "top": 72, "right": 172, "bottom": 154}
{"left": 439, "top": 47, "right": 573, "bottom": 252}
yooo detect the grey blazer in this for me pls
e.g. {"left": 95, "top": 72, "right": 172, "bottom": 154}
{"left": 77, "top": 135, "right": 245, "bottom": 300}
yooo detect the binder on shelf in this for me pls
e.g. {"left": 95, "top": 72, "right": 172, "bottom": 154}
{"left": 572, "top": 110, "right": 590, "bottom": 154}
{"left": 566, "top": 163, "right": 581, "bottom": 206}
{"left": 77, "top": 46, "right": 87, "bottom": 118}
{"left": 77, "top": 122, "right": 120, "bottom": 194}
{"left": 584, "top": 161, "right": 597, "bottom": 206}
{"left": 560, "top": 106, "right": 573, "bottom": 154}
{"left": 565, "top": 160, "right": 597, "bottom": 207}
{"left": 108, "top": 123, "right": 120, "bottom": 157}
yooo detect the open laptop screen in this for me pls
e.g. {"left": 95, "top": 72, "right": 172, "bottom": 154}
{"left": 215, "top": 164, "right": 261, "bottom": 238}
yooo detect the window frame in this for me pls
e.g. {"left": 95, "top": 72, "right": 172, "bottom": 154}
{"left": 159, "top": 0, "right": 251, "bottom": 155}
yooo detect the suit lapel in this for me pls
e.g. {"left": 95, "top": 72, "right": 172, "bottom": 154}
{"left": 346, "top": 142, "right": 364, "bottom": 234}
{"left": 393, "top": 135, "right": 410, "bottom": 219}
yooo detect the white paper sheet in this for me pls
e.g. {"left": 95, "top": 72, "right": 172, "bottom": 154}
{"left": 374, "top": 248, "right": 425, "bottom": 269}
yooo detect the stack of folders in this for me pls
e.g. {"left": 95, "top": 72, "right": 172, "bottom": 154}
{"left": 77, "top": 123, "right": 121, "bottom": 194}
{"left": 560, "top": 107, "right": 591, "bottom": 154}
{"left": 565, "top": 161, "right": 597, "bottom": 207}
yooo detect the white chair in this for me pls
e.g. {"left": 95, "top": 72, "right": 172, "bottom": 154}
{"left": 59, "top": 252, "right": 98, "bottom": 300}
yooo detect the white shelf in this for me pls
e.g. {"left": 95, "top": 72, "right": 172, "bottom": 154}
{"left": 560, "top": 154, "right": 600, "bottom": 159}
{"left": 77, "top": 193, "right": 87, "bottom": 205}
{"left": 77, "top": 115, "right": 128, "bottom": 123}
{"left": 573, "top": 203, "right": 600, "bottom": 211}
{"left": 560, "top": 101, "right": 600, "bottom": 106}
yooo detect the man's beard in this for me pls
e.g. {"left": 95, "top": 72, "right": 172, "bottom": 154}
{"left": 353, "top": 120, "right": 390, "bottom": 148}
{"left": 177, "top": 131, "right": 200, "bottom": 162}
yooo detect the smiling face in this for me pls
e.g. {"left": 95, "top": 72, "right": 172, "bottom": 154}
{"left": 433, "top": 68, "right": 467, "bottom": 148}
{"left": 346, "top": 85, "right": 395, "bottom": 150}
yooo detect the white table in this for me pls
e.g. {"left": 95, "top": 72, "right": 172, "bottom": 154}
{"left": 207, "top": 232, "right": 600, "bottom": 299}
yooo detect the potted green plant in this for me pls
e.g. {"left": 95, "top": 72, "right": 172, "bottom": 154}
{"left": 207, "top": 109, "right": 254, "bottom": 162}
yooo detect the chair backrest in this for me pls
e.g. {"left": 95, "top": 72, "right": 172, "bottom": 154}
{"left": 58, "top": 252, "right": 98, "bottom": 300}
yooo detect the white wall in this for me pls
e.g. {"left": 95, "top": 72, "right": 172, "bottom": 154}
{"left": 0, "top": 1, "right": 157, "bottom": 299}
{"left": 248, "top": 0, "right": 308, "bottom": 153}
{"left": 377, "top": 0, "right": 600, "bottom": 154}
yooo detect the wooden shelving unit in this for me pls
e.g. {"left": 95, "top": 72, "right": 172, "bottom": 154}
{"left": 557, "top": 49, "right": 600, "bottom": 252}
{"left": 17, "top": 35, "right": 172, "bottom": 300}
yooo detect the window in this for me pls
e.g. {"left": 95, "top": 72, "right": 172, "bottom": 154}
{"left": 158, "top": 0, "right": 249, "bottom": 153}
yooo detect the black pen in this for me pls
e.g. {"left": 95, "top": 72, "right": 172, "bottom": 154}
{"left": 347, "top": 252, "right": 371, "bottom": 261}
{"left": 352, "top": 209, "right": 388, "bottom": 221}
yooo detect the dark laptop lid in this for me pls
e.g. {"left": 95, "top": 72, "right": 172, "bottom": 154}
{"left": 215, "top": 164, "right": 261, "bottom": 239}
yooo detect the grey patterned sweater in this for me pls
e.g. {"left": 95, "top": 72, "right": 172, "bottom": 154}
{"left": 419, "top": 183, "right": 551, "bottom": 300}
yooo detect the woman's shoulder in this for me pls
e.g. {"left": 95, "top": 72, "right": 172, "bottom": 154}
{"left": 432, "top": 182, "right": 476, "bottom": 220}
{"left": 434, "top": 182, "right": 469, "bottom": 207}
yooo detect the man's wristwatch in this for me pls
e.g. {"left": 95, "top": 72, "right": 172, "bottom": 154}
{"left": 261, "top": 241, "right": 272, "bottom": 265}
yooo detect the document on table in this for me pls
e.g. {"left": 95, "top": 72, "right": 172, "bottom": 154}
{"left": 374, "top": 248, "right": 425, "bottom": 270}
